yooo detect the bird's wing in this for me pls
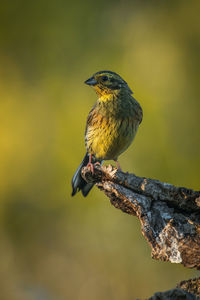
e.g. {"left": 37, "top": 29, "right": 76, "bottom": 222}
{"left": 85, "top": 104, "right": 96, "bottom": 136}
{"left": 84, "top": 103, "right": 100, "bottom": 151}
{"left": 131, "top": 97, "right": 143, "bottom": 124}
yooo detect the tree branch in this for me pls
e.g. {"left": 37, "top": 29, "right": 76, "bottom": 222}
{"left": 145, "top": 276, "right": 200, "bottom": 299}
{"left": 82, "top": 165, "right": 200, "bottom": 270}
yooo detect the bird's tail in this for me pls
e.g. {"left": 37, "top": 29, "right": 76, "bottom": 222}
{"left": 71, "top": 153, "right": 100, "bottom": 197}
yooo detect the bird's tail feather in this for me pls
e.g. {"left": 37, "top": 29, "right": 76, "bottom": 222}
{"left": 71, "top": 153, "right": 100, "bottom": 197}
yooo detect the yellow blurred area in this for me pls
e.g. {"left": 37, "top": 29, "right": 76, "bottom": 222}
{"left": 0, "top": 1, "right": 199, "bottom": 299}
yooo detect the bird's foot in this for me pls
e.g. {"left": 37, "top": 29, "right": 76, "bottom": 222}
{"left": 86, "top": 162, "right": 94, "bottom": 174}
{"left": 86, "top": 154, "right": 95, "bottom": 174}
{"left": 114, "top": 160, "right": 122, "bottom": 171}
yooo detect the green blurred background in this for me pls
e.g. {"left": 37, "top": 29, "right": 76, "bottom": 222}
{"left": 0, "top": 1, "right": 199, "bottom": 299}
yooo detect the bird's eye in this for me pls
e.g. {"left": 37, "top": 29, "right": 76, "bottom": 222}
{"left": 101, "top": 75, "right": 108, "bottom": 82}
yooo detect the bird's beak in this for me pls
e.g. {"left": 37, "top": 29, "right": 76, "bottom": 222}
{"left": 84, "top": 76, "right": 97, "bottom": 86}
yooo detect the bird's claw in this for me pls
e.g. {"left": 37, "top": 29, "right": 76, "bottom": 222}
{"left": 86, "top": 162, "right": 94, "bottom": 174}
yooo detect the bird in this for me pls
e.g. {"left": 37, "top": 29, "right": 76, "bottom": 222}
{"left": 71, "top": 70, "right": 143, "bottom": 197}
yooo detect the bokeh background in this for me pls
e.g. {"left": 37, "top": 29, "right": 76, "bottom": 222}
{"left": 0, "top": 1, "right": 200, "bottom": 299}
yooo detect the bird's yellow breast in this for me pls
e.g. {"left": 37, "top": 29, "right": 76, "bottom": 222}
{"left": 86, "top": 113, "right": 138, "bottom": 160}
{"left": 85, "top": 90, "right": 142, "bottom": 161}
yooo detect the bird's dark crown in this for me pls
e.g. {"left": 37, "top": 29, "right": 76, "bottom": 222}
{"left": 85, "top": 70, "right": 133, "bottom": 95}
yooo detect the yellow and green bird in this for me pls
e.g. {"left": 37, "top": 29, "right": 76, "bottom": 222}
{"left": 71, "top": 71, "right": 143, "bottom": 196}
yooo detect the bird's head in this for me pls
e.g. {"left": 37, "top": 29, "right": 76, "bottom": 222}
{"left": 84, "top": 71, "right": 133, "bottom": 97}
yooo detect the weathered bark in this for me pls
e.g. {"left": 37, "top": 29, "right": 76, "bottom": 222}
{"left": 82, "top": 165, "right": 200, "bottom": 270}
{"left": 147, "top": 288, "right": 195, "bottom": 300}
{"left": 177, "top": 277, "right": 200, "bottom": 298}
{"left": 145, "top": 277, "right": 200, "bottom": 299}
